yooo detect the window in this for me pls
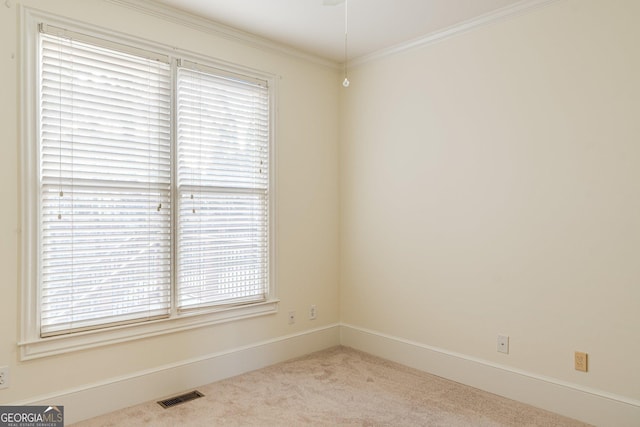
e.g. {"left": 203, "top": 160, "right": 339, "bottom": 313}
{"left": 39, "top": 27, "right": 173, "bottom": 336}
{"left": 21, "top": 13, "right": 276, "bottom": 359}
{"left": 176, "top": 61, "right": 270, "bottom": 312}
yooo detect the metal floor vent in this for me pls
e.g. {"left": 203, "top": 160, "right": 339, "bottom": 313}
{"left": 158, "top": 390, "right": 204, "bottom": 409}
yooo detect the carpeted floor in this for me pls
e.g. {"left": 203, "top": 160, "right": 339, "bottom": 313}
{"left": 72, "top": 346, "right": 591, "bottom": 426}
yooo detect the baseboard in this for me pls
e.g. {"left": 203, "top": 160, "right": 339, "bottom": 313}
{"left": 340, "top": 323, "right": 640, "bottom": 427}
{"left": 14, "top": 324, "right": 340, "bottom": 424}
{"left": 14, "top": 323, "right": 639, "bottom": 426}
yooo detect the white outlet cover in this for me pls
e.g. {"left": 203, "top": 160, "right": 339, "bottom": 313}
{"left": 0, "top": 366, "right": 9, "bottom": 389}
{"left": 497, "top": 335, "right": 509, "bottom": 354}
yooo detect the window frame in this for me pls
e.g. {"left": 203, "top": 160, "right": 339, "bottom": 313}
{"left": 19, "top": 8, "right": 278, "bottom": 360}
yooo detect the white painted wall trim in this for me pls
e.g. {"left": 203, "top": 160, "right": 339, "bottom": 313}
{"left": 340, "top": 323, "right": 640, "bottom": 427}
{"left": 10, "top": 322, "right": 639, "bottom": 425}
{"left": 351, "top": 0, "right": 560, "bottom": 67}
{"left": 11, "top": 324, "right": 341, "bottom": 425}
{"left": 104, "top": 0, "right": 560, "bottom": 71}
{"left": 103, "top": 0, "right": 339, "bottom": 69}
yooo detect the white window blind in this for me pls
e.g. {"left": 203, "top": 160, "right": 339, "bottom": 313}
{"left": 39, "top": 29, "right": 172, "bottom": 336}
{"left": 176, "top": 61, "right": 270, "bottom": 311}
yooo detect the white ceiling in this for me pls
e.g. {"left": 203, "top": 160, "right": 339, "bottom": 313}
{"left": 151, "top": 0, "right": 526, "bottom": 62}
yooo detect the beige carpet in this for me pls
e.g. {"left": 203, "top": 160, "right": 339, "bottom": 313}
{"left": 72, "top": 346, "right": 590, "bottom": 426}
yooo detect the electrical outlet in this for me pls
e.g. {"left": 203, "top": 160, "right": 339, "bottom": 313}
{"left": 497, "top": 335, "right": 509, "bottom": 354}
{"left": 288, "top": 311, "right": 296, "bottom": 325}
{"left": 0, "top": 366, "right": 9, "bottom": 389}
{"left": 309, "top": 305, "right": 317, "bottom": 320}
{"left": 575, "top": 351, "right": 588, "bottom": 372}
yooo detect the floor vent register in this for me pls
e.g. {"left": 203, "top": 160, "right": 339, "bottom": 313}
{"left": 157, "top": 390, "right": 204, "bottom": 409}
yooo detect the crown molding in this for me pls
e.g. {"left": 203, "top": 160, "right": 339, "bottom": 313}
{"left": 103, "top": 0, "right": 559, "bottom": 71}
{"left": 351, "top": 0, "right": 560, "bottom": 67}
{"left": 103, "top": 0, "right": 339, "bottom": 69}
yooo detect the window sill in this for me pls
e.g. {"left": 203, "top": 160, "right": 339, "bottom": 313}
{"left": 19, "top": 299, "right": 279, "bottom": 360}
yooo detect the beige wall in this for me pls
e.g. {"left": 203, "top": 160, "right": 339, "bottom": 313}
{"left": 341, "top": 0, "right": 639, "bottom": 403}
{"left": 0, "top": 0, "right": 339, "bottom": 406}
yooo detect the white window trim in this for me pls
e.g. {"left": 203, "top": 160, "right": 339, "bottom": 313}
{"left": 19, "top": 7, "right": 279, "bottom": 361}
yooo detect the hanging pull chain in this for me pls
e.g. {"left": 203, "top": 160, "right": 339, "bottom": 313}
{"left": 343, "top": 0, "right": 350, "bottom": 88}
